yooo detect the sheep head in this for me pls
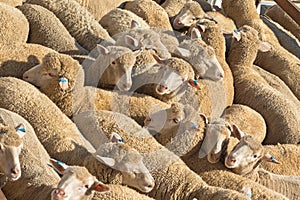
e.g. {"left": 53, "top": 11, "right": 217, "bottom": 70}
{"left": 224, "top": 125, "right": 281, "bottom": 176}
{"left": 0, "top": 123, "right": 26, "bottom": 181}
{"left": 50, "top": 158, "right": 109, "bottom": 200}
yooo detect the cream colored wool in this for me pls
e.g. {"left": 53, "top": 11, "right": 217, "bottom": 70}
{"left": 124, "top": 0, "right": 173, "bottom": 30}
{"left": 73, "top": 110, "right": 249, "bottom": 200}
{"left": 224, "top": 104, "right": 266, "bottom": 143}
{"left": 0, "top": 0, "right": 23, "bottom": 6}
{"left": 0, "top": 108, "right": 60, "bottom": 200}
{"left": 76, "top": 0, "right": 132, "bottom": 21}
{"left": 100, "top": 8, "right": 150, "bottom": 37}
{"left": 227, "top": 25, "right": 300, "bottom": 144}
{"left": 161, "top": 0, "right": 187, "bottom": 18}
{"left": 0, "top": 77, "right": 127, "bottom": 187}
{"left": 194, "top": 19, "right": 234, "bottom": 107}
{"left": 265, "top": 5, "right": 300, "bottom": 41}
{"left": 18, "top": 3, "right": 88, "bottom": 55}
{"left": 0, "top": 3, "right": 29, "bottom": 46}
{"left": 0, "top": 43, "right": 55, "bottom": 78}
{"left": 222, "top": 0, "right": 300, "bottom": 100}
{"left": 26, "top": 0, "right": 114, "bottom": 51}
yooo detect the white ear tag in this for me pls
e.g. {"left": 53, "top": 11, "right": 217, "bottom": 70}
{"left": 59, "top": 77, "right": 69, "bottom": 90}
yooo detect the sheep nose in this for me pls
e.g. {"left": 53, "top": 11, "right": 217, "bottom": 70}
{"left": 11, "top": 168, "right": 20, "bottom": 176}
{"left": 23, "top": 73, "right": 29, "bottom": 80}
{"left": 229, "top": 156, "right": 236, "bottom": 163}
{"left": 54, "top": 188, "right": 65, "bottom": 197}
{"left": 145, "top": 183, "right": 154, "bottom": 189}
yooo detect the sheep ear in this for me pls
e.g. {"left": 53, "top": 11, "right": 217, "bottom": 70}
{"left": 97, "top": 44, "right": 109, "bottom": 55}
{"left": 263, "top": 153, "right": 281, "bottom": 164}
{"left": 199, "top": 113, "right": 208, "bottom": 125}
{"left": 190, "top": 27, "right": 203, "bottom": 39}
{"left": 131, "top": 20, "right": 141, "bottom": 29}
{"left": 110, "top": 132, "right": 124, "bottom": 144}
{"left": 232, "top": 29, "right": 241, "bottom": 41}
{"left": 152, "top": 54, "right": 167, "bottom": 65}
{"left": 231, "top": 124, "right": 245, "bottom": 140}
{"left": 188, "top": 79, "right": 201, "bottom": 89}
{"left": 15, "top": 123, "right": 26, "bottom": 138}
{"left": 59, "top": 77, "right": 69, "bottom": 90}
{"left": 90, "top": 181, "right": 110, "bottom": 192}
{"left": 124, "top": 35, "right": 139, "bottom": 49}
{"left": 95, "top": 155, "right": 116, "bottom": 167}
{"left": 258, "top": 41, "right": 271, "bottom": 52}
{"left": 49, "top": 158, "right": 69, "bottom": 174}
{"left": 0, "top": 143, "right": 4, "bottom": 152}
{"left": 175, "top": 47, "right": 191, "bottom": 57}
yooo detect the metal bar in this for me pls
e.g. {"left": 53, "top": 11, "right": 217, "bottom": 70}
{"left": 273, "top": 0, "right": 300, "bottom": 26}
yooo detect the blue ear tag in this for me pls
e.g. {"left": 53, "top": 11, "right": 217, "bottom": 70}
{"left": 271, "top": 157, "right": 276, "bottom": 162}
{"left": 193, "top": 80, "right": 198, "bottom": 85}
{"left": 234, "top": 29, "right": 239, "bottom": 34}
{"left": 247, "top": 193, "right": 252, "bottom": 199}
{"left": 192, "top": 124, "right": 198, "bottom": 129}
{"left": 17, "top": 127, "right": 26, "bottom": 132}
{"left": 56, "top": 160, "right": 65, "bottom": 166}
{"left": 59, "top": 77, "right": 68, "bottom": 83}
{"left": 210, "top": 17, "right": 215, "bottom": 21}
{"left": 118, "top": 138, "right": 124, "bottom": 143}
{"left": 137, "top": 25, "right": 142, "bottom": 29}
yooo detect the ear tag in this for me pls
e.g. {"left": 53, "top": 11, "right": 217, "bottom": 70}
{"left": 56, "top": 160, "right": 65, "bottom": 166}
{"left": 271, "top": 157, "right": 276, "bottom": 162}
{"left": 17, "top": 127, "right": 26, "bottom": 132}
{"left": 59, "top": 77, "right": 69, "bottom": 90}
{"left": 188, "top": 79, "right": 200, "bottom": 89}
{"left": 118, "top": 138, "right": 124, "bottom": 143}
{"left": 233, "top": 29, "right": 239, "bottom": 34}
{"left": 192, "top": 124, "right": 198, "bottom": 129}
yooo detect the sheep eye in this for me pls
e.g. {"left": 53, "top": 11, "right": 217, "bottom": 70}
{"left": 253, "top": 155, "right": 258, "bottom": 158}
{"left": 173, "top": 118, "right": 180, "bottom": 124}
{"left": 111, "top": 61, "right": 116, "bottom": 65}
{"left": 84, "top": 185, "right": 89, "bottom": 189}
{"left": 48, "top": 73, "right": 56, "bottom": 77}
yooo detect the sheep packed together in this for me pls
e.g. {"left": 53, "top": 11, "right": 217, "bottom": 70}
{"left": 0, "top": 0, "right": 299, "bottom": 199}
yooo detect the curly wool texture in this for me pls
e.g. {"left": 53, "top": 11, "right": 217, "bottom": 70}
{"left": 26, "top": 0, "right": 114, "bottom": 51}
{"left": 222, "top": 0, "right": 300, "bottom": 100}
{"left": 124, "top": 0, "right": 172, "bottom": 30}
{"left": 0, "top": 43, "right": 55, "bottom": 78}
{"left": 0, "top": 0, "right": 23, "bottom": 6}
{"left": 227, "top": 26, "right": 300, "bottom": 144}
{"left": 100, "top": 8, "right": 150, "bottom": 37}
{"left": 224, "top": 104, "right": 266, "bottom": 143}
{"left": 73, "top": 110, "right": 249, "bottom": 200}
{"left": 161, "top": 0, "right": 187, "bottom": 18}
{"left": 196, "top": 20, "right": 234, "bottom": 107}
{"left": 18, "top": 3, "right": 88, "bottom": 55}
{"left": 0, "top": 108, "right": 60, "bottom": 200}
{"left": 0, "top": 125, "right": 22, "bottom": 147}
{"left": 0, "top": 3, "right": 29, "bottom": 46}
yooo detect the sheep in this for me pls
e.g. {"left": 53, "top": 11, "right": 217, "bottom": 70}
{"left": 142, "top": 103, "right": 288, "bottom": 199}
{"left": 0, "top": 108, "right": 61, "bottom": 200}
{"left": 72, "top": 109, "right": 250, "bottom": 200}
{"left": 76, "top": 0, "right": 131, "bottom": 21}
{"left": 224, "top": 128, "right": 300, "bottom": 200}
{"left": 18, "top": 3, "right": 88, "bottom": 55}
{"left": 26, "top": 0, "right": 114, "bottom": 51}
{"left": 261, "top": 15, "right": 300, "bottom": 59}
{"left": 265, "top": 5, "right": 300, "bottom": 41}
{"left": 0, "top": 113, "right": 26, "bottom": 184}
{"left": 0, "top": 77, "right": 158, "bottom": 193}
{"left": 172, "top": 0, "right": 236, "bottom": 34}
{"left": 173, "top": 29, "right": 225, "bottom": 81}
{"left": 161, "top": 0, "right": 187, "bottom": 19}
{"left": 50, "top": 158, "right": 110, "bottom": 200}
{"left": 189, "top": 19, "right": 234, "bottom": 107}
{"left": 83, "top": 44, "right": 139, "bottom": 91}
{"left": 123, "top": 0, "right": 173, "bottom": 30}
{"left": 226, "top": 25, "right": 300, "bottom": 144}
{"left": 0, "top": 3, "right": 29, "bottom": 46}
{"left": 100, "top": 8, "right": 150, "bottom": 37}
{"left": 22, "top": 52, "right": 169, "bottom": 125}
{"left": 0, "top": 43, "right": 55, "bottom": 78}
{"left": 50, "top": 158, "right": 156, "bottom": 200}
{"left": 222, "top": 0, "right": 300, "bottom": 100}
{"left": 113, "top": 20, "right": 171, "bottom": 59}
{"left": 0, "top": 0, "right": 23, "bottom": 7}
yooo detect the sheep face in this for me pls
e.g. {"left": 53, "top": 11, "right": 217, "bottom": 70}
{"left": 176, "top": 41, "right": 224, "bottom": 81}
{"left": 199, "top": 121, "right": 231, "bottom": 163}
{"left": 173, "top": 1, "right": 205, "bottom": 29}
{"left": 95, "top": 142, "right": 155, "bottom": 193}
{"left": 156, "top": 68, "right": 185, "bottom": 95}
{"left": 144, "top": 103, "right": 184, "bottom": 132}
{"left": 0, "top": 123, "right": 26, "bottom": 181}
{"left": 50, "top": 160, "right": 109, "bottom": 200}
